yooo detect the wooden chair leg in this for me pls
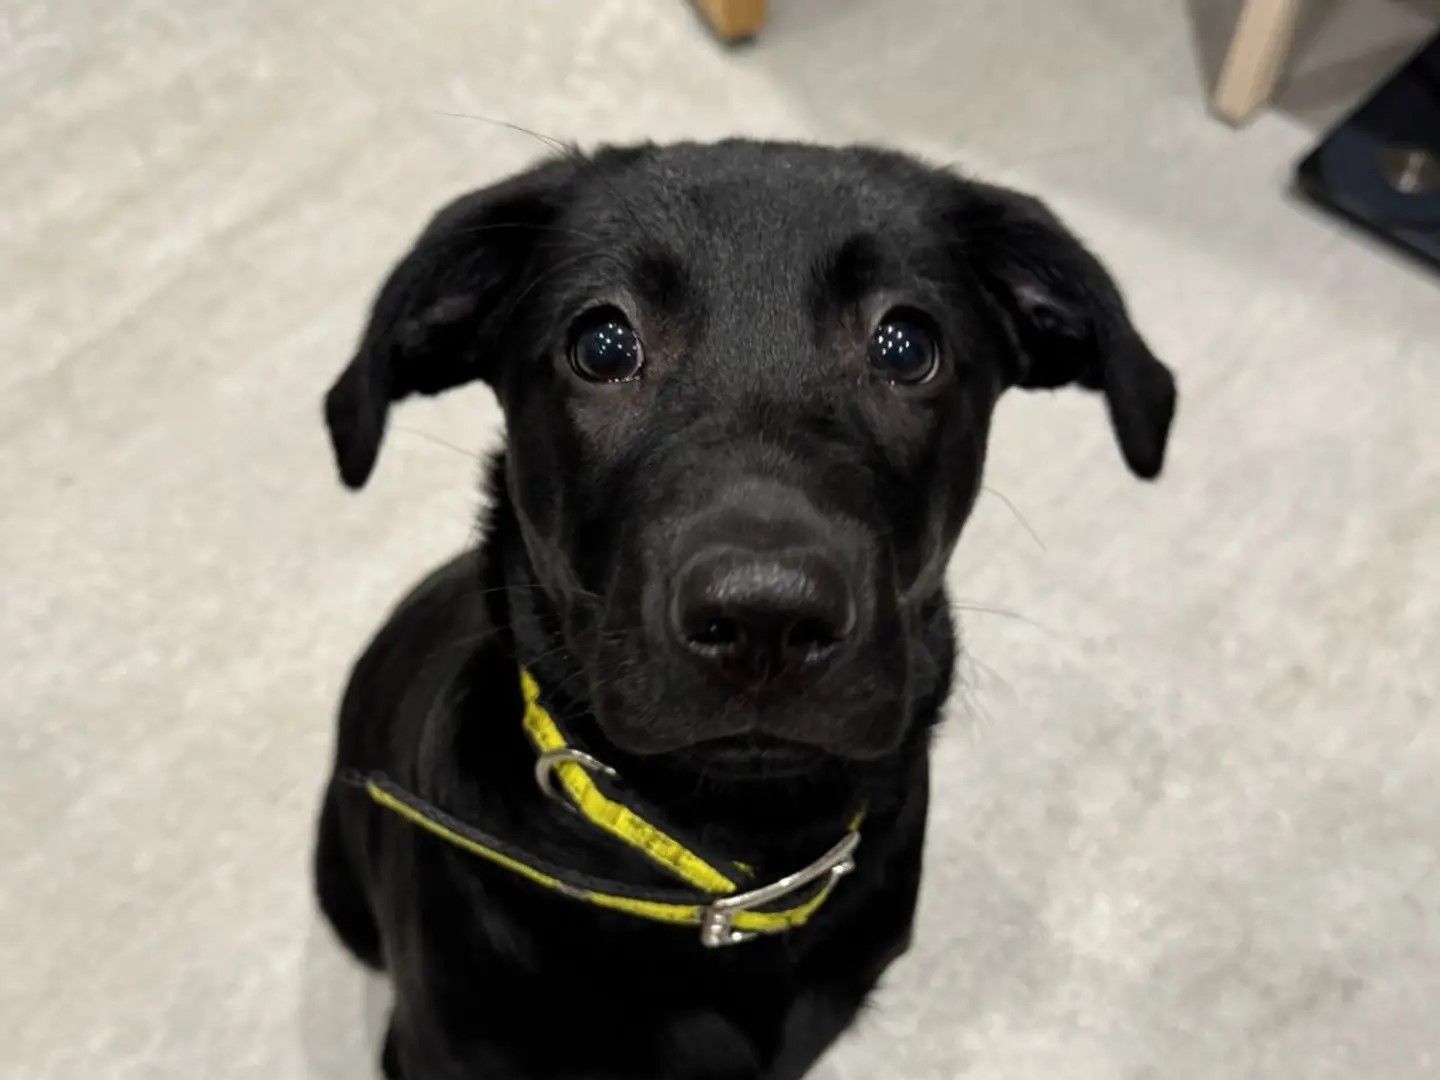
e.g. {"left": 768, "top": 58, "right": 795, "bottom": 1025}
{"left": 695, "top": 0, "right": 767, "bottom": 42}
{"left": 1213, "top": 0, "right": 1304, "bottom": 125}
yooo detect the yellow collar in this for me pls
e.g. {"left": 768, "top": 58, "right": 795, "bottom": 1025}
{"left": 360, "top": 667, "right": 862, "bottom": 947}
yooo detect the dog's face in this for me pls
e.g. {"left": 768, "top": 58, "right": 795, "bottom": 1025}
{"left": 326, "top": 142, "right": 1174, "bottom": 769}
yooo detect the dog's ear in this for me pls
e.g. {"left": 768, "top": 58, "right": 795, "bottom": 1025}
{"left": 959, "top": 185, "right": 1177, "bottom": 479}
{"left": 324, "top": 157, "right": 577, "bottom": 488}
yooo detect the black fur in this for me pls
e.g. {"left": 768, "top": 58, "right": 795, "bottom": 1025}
{"left": 316, "top": 140, "right": 1175, "bottom": 1078}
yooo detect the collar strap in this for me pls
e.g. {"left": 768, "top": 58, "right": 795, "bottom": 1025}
{"left": 357, "top": 667, "right": 863, "bottom": 947}
{"left": 519, "top": 668, "right": 757, "bottom": 893}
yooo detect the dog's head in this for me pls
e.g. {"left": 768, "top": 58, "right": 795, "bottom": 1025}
{"left": 325, "top": 141, "right": 1174, "bottom": 772}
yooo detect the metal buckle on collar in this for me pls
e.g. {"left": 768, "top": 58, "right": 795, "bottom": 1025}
{"left": 699, "top": 830, "right": 860, "bottom": 948}
{"left": 534, "top": 747, "right": 619, "bottom": 813}
{"left": 533, "top": 741, "right": 860, "bottom": 948}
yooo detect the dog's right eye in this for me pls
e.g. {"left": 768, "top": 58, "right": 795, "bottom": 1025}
{"left": 868, "top": 310, "right": 940, "bottom": 385}
{"left": 568, "top": 309, "right": 643, "bottom": 383}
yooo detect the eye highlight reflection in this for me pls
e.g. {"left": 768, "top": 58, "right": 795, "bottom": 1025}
{"left": 868, "top": 312, "right": 939, "bottom": 384}
{"left": 569, "top": 309, "right": 644, "bottom": 382}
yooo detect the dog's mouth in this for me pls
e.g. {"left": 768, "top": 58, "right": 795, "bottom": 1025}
{"left": 674, "top": 733, "right": 830, "bottom": 779}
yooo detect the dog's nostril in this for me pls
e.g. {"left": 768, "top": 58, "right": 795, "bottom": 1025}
{"left": 688, "top": 615, "right": 744, "bottom": 651}
{"left": 785, "top": 617, "right": 841, "bottom": 658}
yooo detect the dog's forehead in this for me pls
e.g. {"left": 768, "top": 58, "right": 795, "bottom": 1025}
{"left": 563, "top": 144, "right": 939, "bottom": 269}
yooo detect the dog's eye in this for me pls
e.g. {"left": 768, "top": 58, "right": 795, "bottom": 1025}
{"left": 868, "top": 311, "right": 939, "bottom": 385}
{"left": 569, "top": 309, "right": 643, "bottom": 383}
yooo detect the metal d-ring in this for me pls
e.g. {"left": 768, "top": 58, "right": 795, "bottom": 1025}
{"left": 533, "top": 747, "right": 620, "bottom": 815}
{"left": 699, "top": 829, "right": 861, "bottom": 948}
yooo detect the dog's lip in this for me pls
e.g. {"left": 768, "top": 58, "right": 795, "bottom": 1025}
{"left": 678, "top": 733, "right": 828, "bottom": 777}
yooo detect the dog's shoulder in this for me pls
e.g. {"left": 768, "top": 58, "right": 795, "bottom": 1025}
{"left": 334, "top": 549, "right": 498, "bottom": 766}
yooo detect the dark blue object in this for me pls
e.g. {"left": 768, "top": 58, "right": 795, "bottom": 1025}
{"left": 1297, "top": 29, "right": 1440, "bottom": 271}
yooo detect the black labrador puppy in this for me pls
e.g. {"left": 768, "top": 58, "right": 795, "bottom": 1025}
{"left": 316, "top": 140, "right": 1175, "bottom": 1080}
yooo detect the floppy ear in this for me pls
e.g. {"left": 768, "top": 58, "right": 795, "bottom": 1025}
{"left": 324, "top": 157, "right": 577, "bottom": 488}
{"left": 961, "top": 185, "right": 1177, "bottom": 479}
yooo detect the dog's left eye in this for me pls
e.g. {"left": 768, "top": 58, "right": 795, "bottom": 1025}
{"left": 868, "top": 311, "right": 939, "bottom": 384}
{"left": 569, "top": 309, "right": 643, "bottom": 383}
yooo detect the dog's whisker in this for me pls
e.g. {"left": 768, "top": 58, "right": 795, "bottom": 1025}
{"left": 442, "top": 221, "right": 612, "bottom": 247}
{"left": 944, "top": 599, "right": 1051, "bottom": 634}
{"left": 951, "top": 681, "right": 996, "bottom": 738}
{"left": 980, "top": 485, "right": 1047, "bottom": 552}
{"left": 958, "top": 649, "right": 1013, "bottom": 697}
{"left": 465, "top": 583, "right": 551, "bottom": 597}
{"left": 392, "top": 425, "right": 485, "bottom": 464}
{"left": 427, "top": 110, "right": 579, "bottom": 160}
{"left": 414, "top": 625, "right": 509, "bottom": 668}
{"left": 501, "top": 250, "right": 619, "bottom": 322}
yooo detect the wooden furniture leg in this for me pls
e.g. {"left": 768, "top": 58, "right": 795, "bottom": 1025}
{"left": 1213, "top": 0, "right": 1304, "bottom": 125}
{"left": 695, "top": 0, "right": 767, "bottom": 42}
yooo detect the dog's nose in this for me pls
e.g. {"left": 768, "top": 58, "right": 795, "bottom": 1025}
{"left": 670, "top": 547, "right": 856, "bottom": 688}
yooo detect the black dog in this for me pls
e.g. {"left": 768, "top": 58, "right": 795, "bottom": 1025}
{"left": 316, "top": 140, "right": 1175, "bottom": 1079}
